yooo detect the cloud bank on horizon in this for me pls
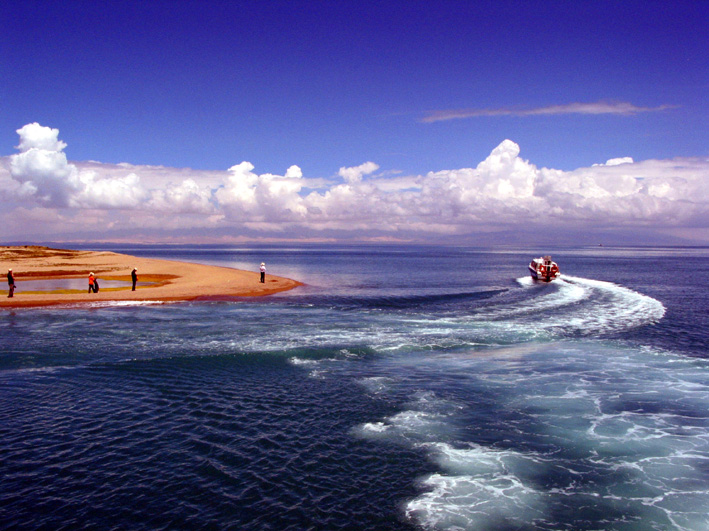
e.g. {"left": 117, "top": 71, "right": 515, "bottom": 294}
{"left": 1, "top": 123, "right": 707, "bottom": 244}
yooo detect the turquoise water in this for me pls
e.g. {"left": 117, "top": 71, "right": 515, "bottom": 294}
{"left": 1, "top": 245, "right": 707, "bottom": 530}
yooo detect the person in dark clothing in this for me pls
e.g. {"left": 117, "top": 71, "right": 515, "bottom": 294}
{"left": 7, "top": 269, "right": 15, "bottom": 298}
{"left": 131, "top": 268, "right": 138, "bottom": 291}
{"left": 260, "top": 263, "right": 266, "bottom": 283}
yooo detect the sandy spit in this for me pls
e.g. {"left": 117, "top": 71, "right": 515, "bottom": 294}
{"left": 1, "top": 246, "right": 302, "bottom": 308}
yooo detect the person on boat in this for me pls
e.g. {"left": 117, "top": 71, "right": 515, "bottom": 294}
{"left": 88, "top": 273, "right": 95, "bottom": 294}
{"left": 131, "top": 268, "right": 138, "bottom": 291}
{"left": 7, "top": 269, "right": 15, "bottom": 298}
{"left": 260, "top": 262, "right": 266, "bottom": 283}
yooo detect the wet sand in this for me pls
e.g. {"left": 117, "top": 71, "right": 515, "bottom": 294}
{"left": 0, "top": 246, "right": 302, "bottom": 308}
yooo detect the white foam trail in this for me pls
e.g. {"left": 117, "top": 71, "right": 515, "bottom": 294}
{"left": 557, "top": 275, "right": 665, "bottom": 334}
{"left": 72, "top": 300, "right": 167, "bottom": 308}
{"left": 288, "top": 357, "right": 318, "bottom": 366}
{"left": 492, "top": 276, "right": 589, "bottom": 319}
{"left": 406, "top": 443, "right": 546, "bottom": 530}
{"left": 99, "top": 300, "right": 167, "bottom": 307}
{"left": 356, "top": 410, "right": 446, "bottom": 441}
{"left": 357, "top": 376, "right": 393, "bottom": 394}
{"left": 357, "top": 340, "right": 709, "bottom": 531}
{"left": 353, "top": 392, "right": 461, "bottom": 443}
{"left": 511, "top": 275, "right": 666, "bottom": 335}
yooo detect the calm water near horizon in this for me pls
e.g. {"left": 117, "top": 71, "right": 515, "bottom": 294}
{"left": 1, "top": 245, "right": 708, "bottom": 530}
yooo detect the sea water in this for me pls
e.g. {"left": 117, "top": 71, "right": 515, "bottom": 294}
{"left": 1, "top": 245, "right": 707, "bottom": 530}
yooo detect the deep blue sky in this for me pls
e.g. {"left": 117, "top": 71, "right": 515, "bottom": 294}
{"left": 1, "top": 0, "right": 706, "bottom": 178}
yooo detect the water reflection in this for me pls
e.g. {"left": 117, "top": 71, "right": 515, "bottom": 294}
{"left": 16, "top": 278, "right": 135, "bottom": 291}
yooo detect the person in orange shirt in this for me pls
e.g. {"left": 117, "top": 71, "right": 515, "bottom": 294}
{"left": 88, "top": 273, "right": 95, "bottom": 294}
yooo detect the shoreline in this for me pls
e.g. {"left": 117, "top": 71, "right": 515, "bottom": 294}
{"left": 0, "top": 246, "right": 302, "bottom": 308}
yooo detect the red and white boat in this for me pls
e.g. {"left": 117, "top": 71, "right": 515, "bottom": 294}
{"left": 529, "top": 256, "right": 560, "bottom": 281}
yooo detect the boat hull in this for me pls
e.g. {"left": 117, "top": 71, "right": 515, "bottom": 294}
{"left": 529, "top": 256, "right": 561, "bottom": 282}
{"left": 529, "top": 265, "right": 560, "bottom": 281}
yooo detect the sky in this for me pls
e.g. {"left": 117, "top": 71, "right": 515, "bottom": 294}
{"left": 0, "top": 0, "right": 707, "bottom": 245}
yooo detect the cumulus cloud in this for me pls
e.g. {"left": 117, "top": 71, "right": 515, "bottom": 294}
{"left": 338, "top": 161, "right": 379, "bottom": 183}
{"left": 1, "top": 122, "right": 707, "bottom": 243}
{"left": 7, "top": 123, "right": 213, "bottom": 212}
{"left": 72, "top": 171, "right": 149, "bottom": 209}
{"left": 601, "top": 157, "right": 634, "bottom": 166}
{"left": 10, "top": 123, "right": 139, "bottom": 208}
{"left": 9, "top": 123, "right": 79, "bottom": 205}
{"left": 301, "top": 140, "right": 707, "bottom": 235}
{"left": 422, "top": 101, "right": 675, "bottom": 123}
{"left": 15, "top": 123, "right": 67, "bottom": 152}
{"left": 215, "top": 161, "right": 308, "bottom": 222}
{"left": 148, "top": 178, "right": 214, "bottom": 214}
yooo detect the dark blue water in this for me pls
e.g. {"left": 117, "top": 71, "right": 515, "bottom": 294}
{"left": 1, "top": 246, "right": 708, "bottom": 530}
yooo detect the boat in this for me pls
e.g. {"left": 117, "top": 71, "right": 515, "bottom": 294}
{"left": 528, "top": 255, "right": 560, "bottom": 281}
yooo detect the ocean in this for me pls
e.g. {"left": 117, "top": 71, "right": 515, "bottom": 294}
{"left": 1, "top": 245, "right": 707, "bottom": 530}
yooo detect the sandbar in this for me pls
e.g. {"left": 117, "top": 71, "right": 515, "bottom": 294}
{"left": 0, "top": 246, "right": 302, "bottom": 308}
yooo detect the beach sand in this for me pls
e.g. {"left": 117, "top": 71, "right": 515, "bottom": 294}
{"left": 0, "top": 246, "right": 302, "bottom": 308}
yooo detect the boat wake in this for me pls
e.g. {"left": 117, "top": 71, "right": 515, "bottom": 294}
{"left": 501, "top": 275, "right": 666, "bottom": 337}
{"left": 353, "top": 342, "right": 709, "bottom": 531}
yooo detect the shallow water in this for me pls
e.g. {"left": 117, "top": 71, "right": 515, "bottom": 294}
{"left": 14, "top": 278, "right": 135, "bottom": 291}
{"left": 1, "top": 245, "right": 707, "bottom": 530}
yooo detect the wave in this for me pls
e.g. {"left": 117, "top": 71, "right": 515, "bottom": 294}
{"left": 0, "top": 275, "right": 667, "bottom": 374}
{"left": 297, "top": 289, "right": 508, "bottom": 312}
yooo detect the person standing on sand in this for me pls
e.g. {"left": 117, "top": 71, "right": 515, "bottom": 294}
{"left": 7, "top": 269, "right": 15, "bottom": 298}
{"left": 260, "top": 262, "right": 266, "bottom": 283}
{"left": 88, "top": 272, "right": 95, "bottom": 294}
{"left": 131, "top": 268, "right": 138, "bottom": 291}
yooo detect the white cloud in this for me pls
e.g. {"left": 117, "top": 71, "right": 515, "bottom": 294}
{"left": 72, "top": 171, "right": 149, "bottom": 209}
{"left": 148, "top": 178, "right": 214, "bottom": 214}
{"left": 10, "top": 141, "right": 80, "bottom": 205}
{"left": 338, "top": 161, "right": 379, "bottom": 183}
{"left": 15, "top": 122, "right": 67, "bottom": 152}
{"left": 8, "top": 123, "right": 152, "bottom": 210}
{"left": 601, "top": 157, "right": 634, "bottom": 166}
{"left": 1, "top": 122, "right": 707, "bottom": 243}
{"left": 215, "top": 161, "right": 308, "bottom": 221}
{"left": 285, "top": 165, "right": 303, "bottom": 179}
